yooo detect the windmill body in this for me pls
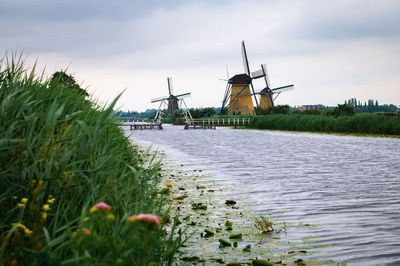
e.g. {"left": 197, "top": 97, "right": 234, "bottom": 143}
{"left": 259, "top": 93, "right": 274, "bottom": 109}
{"left": 227, "top": 74, "right": 255, "bottom": 115}
{"left": 167, "top": 98, "right": 179, "bottom": 114}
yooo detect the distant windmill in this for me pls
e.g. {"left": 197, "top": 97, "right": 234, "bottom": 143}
{"left": 220, "top": 41, "right": 268, "bottom": 115}
{"left": 151, "top": 77, "right": 193, "bottom": 122}
{"left": 151, "top": 77, "right": 191, "bottom": 114}
{"left": 254, "top": 64, "right": 294, "bottom": 109}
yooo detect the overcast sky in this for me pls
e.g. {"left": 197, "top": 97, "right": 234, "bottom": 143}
{"left": 1, "top": 0, "right": 399, "bottom": 111}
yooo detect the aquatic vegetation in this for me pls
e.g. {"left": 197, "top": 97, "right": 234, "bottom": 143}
{"left": 254, "top": 216, "right": 275, "bottom": 234}
{"left": 219, "top": 238, "right": 232, "bottom": 247}
{"left": 151, "top": 157, "right": 337, "bottom": 265}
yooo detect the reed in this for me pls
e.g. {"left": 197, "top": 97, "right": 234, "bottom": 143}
{"left": 247, "top": 114, "right": 400, "bottom": 135}
{"left": 0, "top": 55, "right": 182, "bottom": 265}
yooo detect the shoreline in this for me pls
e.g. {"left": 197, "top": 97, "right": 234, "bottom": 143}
{"left": 164, "top": 122, "right": 400, "bottom": 138}
{"left": 237, "top": 126, "right": 400, "bottom": 139}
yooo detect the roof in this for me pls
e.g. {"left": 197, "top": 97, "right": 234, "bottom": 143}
{"left": 228, "top": 74, "right": 252, "bottom": 85}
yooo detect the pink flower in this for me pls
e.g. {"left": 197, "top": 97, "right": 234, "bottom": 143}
{"left": 82, "top": 228, "right": 91, "bottom": 235}
{"left": 128, "top": 214, "right": 162, "bottom": 226}
{"left": 95, "top": 202, "right": 111, "bottom": 211}
{"left": 90, "top": 202, "right": 111, "bottom": 213}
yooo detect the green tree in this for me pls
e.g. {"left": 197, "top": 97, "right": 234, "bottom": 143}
{"left": 324, "top": 104, "right": 354, "bottom": 117}
{"left": 49, "top": 71, "right": 88, "bottom": 96}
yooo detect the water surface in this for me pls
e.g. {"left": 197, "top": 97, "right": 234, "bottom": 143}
{"left": 127, "top": 125, "right": 400, "bottom": 265}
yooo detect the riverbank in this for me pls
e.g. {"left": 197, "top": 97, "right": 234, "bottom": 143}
{"left": 138, "top": 143, "right": 337, "bottom": 265}
{"left": 0, "top": 59, "right": 181, "bottom": 265}
{"left": 246, "top": 114, "right": 400, "bottom": 136}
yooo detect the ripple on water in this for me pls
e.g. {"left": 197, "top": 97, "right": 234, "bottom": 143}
{"left": 128, "top": 125, "right": 400, "bottom": 265}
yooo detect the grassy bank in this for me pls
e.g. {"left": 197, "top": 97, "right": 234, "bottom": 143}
{"left": 246, "top": 114, "right": 400, "bottom": 136}
{"left": 0, "top": 57, "right": 181, "bottom": 265}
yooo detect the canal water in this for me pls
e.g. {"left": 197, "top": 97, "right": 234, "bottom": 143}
{"left": 126, "top": 125, "right": 400, "bottom": 265}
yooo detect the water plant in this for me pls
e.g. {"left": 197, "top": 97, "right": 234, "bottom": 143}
{"left": 254, "top": 216, "right": 275, "bottom": 234}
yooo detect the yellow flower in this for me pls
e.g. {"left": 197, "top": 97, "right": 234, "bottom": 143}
{"left": 89, "top": 206, "right": 97, "bottom": 213}
{"left": 72, "top": 228, "right": 79, "bottom": 238}
{"left": 43, "top": 204, "right": 51, "bottom": 211}
{"left": 41, "top": 212, "right": 47, "bottom": 221}
{"left": 107, "top": 214, "right": 115, "bottom": 220}
{"left": 24, "top": 228, "right": 33, "bottom": 237}
{"left": 17, "top": 203, "right": 25, "bottom": 208}
{"left": 12, "top": 196, "right": 18, "bottom": 200}
{"left": 21, "top": 198, "right": 28, "bottom": 203}
{"left": 47, "top": 198, "right": 56, "bottom": 204}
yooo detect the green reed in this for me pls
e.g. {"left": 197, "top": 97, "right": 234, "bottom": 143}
{"left": 247, "top": 114, "right": 400, "bottom": 136}
{"left": 0, "top": 54, "right": 182, "bottom": 265}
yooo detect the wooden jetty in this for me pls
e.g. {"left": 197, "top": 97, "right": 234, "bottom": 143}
{"left": 122, "top": 118, "right": 163, "bottom": 131}
{"left": 185, "top": 118, "right": 251, "bottom": 129}
{"left": 184, "top": 123, "right": 216, "bottom": 130}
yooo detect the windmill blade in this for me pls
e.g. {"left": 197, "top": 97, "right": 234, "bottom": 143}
{"left": 220, "top": 82, "right": 232, "bottom": 114}
{"left": 261, "top": 64, "right": 271, "bottom": 89}
{"left": 271, "top": 84, "right": 294, "bottom": 93}
{"left": 151, "top": 96, "right": 168, "bottom": 103}
{"left": 176, "top": 92, "right": 191, "bottom": 99}
{"left": 251, "top": 68, "right": 265, "bottom": 79}
{"left": 167, "top": 77, "right": 174, "bottom": 96}
{"left": 241, "top": 41, "right": 251, "bottom": 76}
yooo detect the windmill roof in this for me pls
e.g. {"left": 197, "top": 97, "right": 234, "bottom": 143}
{"left": 229, "top": 74, "right": 252, "bottom": 85}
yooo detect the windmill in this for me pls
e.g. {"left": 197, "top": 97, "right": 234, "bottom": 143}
{"left": 151, "top": 77, "right": 193, "bottom": 122}
{"left": 220, "top": 41, "right": 268, "bottom": 115}
{"left": 254, "top": 64, "right": 294, "bottom": 109}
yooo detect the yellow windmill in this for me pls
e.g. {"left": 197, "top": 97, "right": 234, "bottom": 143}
{"left": 255, "top": 64, "right": 294, "bottom": 109}
{"left": 220, "top": 41, "right": 266, "bottom": 115}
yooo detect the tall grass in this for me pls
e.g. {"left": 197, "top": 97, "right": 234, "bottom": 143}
{"left": 0, "top": 55, "right": 182, "bottom": 265}
{"left": 247, "top": 114, "right": 400, "bottom": 135}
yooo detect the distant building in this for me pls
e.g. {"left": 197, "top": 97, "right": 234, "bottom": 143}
{"left": 299, "top": 104, "right": 323, "bottom": 111}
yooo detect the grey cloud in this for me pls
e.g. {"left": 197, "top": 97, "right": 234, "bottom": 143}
{"left": 283, "top": 0, "right": 400, "bottom": 41}
{"left": 0, "top": 0, "right": 189, "bottom": 22}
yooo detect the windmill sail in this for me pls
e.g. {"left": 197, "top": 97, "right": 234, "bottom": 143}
{"left": 241, "top": 41, "right": 251, "bottom": 76}
{"left": 151, "top": 96, "right": 168, "bottom": 103}
{"left": 261, "top": 64, "right": 271, "bottom": 89}
{"left": 271, "top": 84, "right": 294, "bottom": 93}
{"left": 251, "top": 69, "right": 265, "bottom": 79}
{"left": 175, "top": 92, "right": 191, "bottom": 99}
{"left": 167, "top": 77, "right": 174, "bottom": 96}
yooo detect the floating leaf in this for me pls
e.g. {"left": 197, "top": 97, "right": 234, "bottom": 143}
{"left": 218, "top": 238, "right": 232, "bottom": 247}
{"left": 229, "top": 233, "right": 242, "bottom": 239}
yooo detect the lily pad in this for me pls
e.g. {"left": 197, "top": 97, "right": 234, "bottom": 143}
{"left": 229, "top": 233, "right": 242, "bottom": 239}
{"left": 219, "top": 238, "right": 232, "bottom": 247}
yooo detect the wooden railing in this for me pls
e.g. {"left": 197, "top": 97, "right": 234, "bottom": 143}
{"left": 190, "top": 118, "right": 252, "bottom": 126}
